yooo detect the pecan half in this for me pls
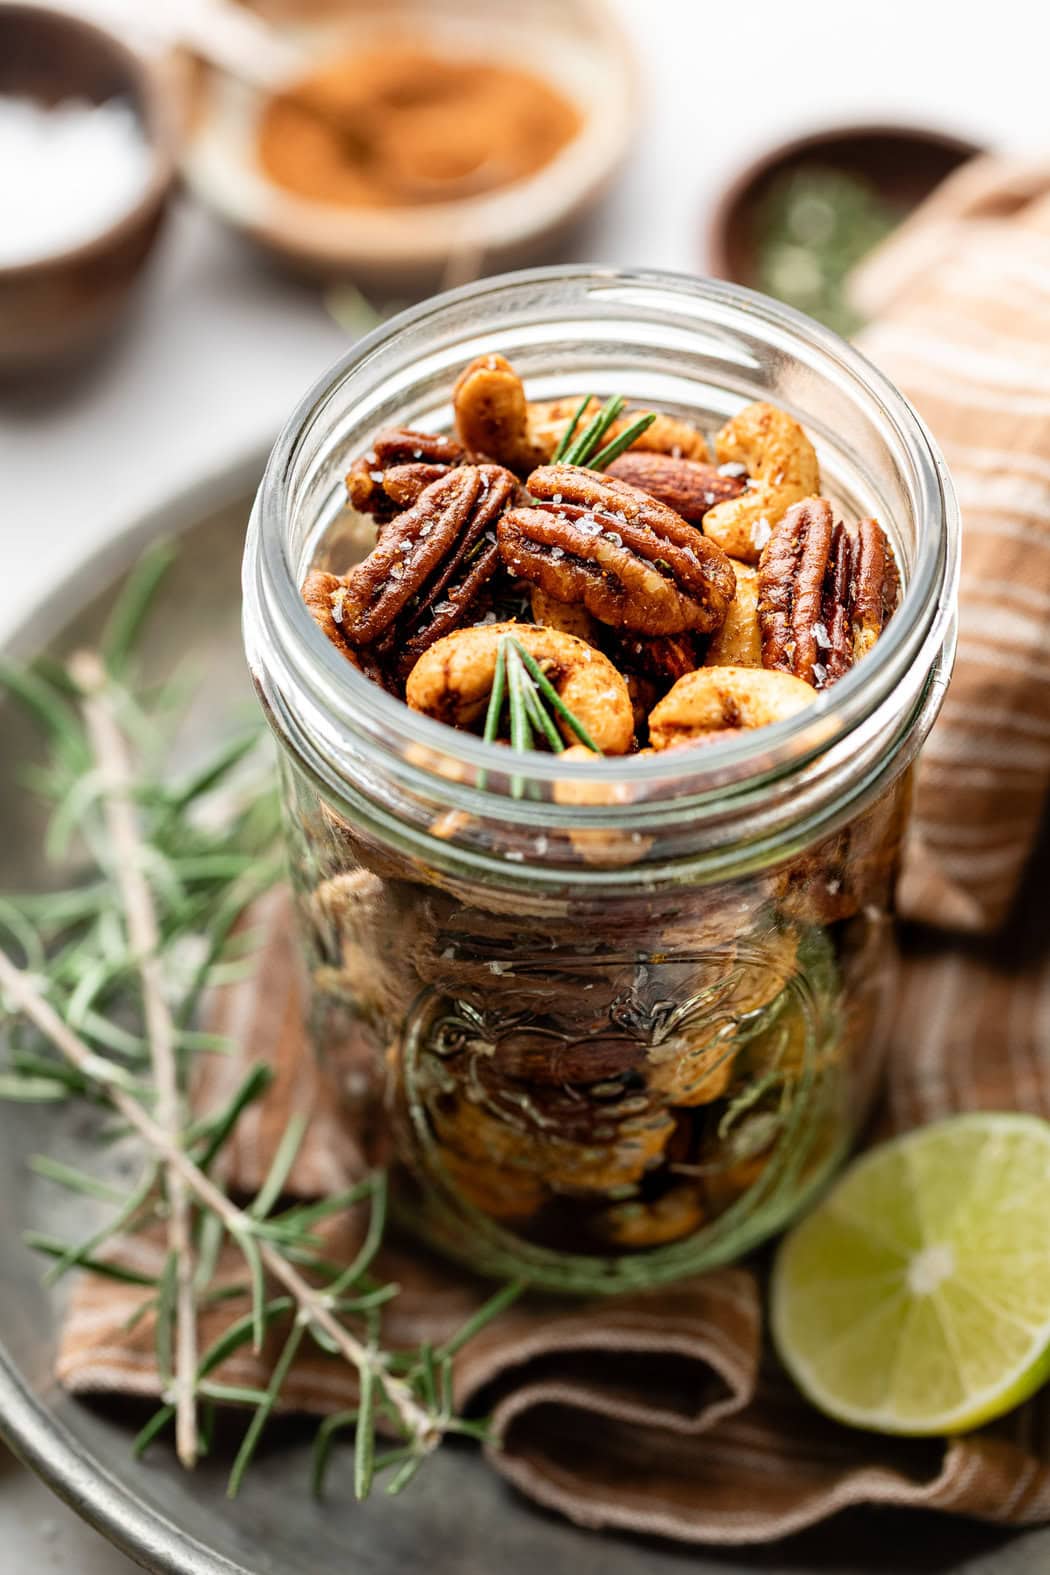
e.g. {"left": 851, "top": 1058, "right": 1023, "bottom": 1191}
{"left": 605, "top": 452, "right": 746, "bottom": 524}
{"left": 757, "top": 499, "right": 899, "bottom": 688}
{"left": 346, "top": 426, "right": 465, "bottom": 520}
{"left": 301, "top": 570, "right": 389, "bottom": 686}
{"left": 498, "top": 464, "right": 736, "bottom": 637}
{"left": 339, "top": 465, "right": 515, "bottom": 675}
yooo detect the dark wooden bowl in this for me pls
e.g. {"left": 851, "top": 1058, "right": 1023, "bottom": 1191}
{"left": 0, "top": 3, "right": 177, "bottom": 378}
{"left": 705, "top": 123, "right": 986, "bottom": 288}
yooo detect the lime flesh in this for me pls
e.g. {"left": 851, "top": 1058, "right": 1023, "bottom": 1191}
{"left": 771, "top": 1113, "right": 1050, "bottom": 1435}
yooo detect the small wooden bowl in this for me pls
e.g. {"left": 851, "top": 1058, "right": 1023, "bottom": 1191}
{"left": 0, "top": 3, "right": 177, "bottom": 378}
{"left": 181, "top": 0, "right": 638, "bottom": 290}
{"left": 705, "top": 123, "right": 985, "bottom": 288}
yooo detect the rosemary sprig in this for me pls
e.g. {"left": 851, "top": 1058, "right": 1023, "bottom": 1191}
{"left": 71, "top": 647, "right": 198, "bottom": 1467}
{"left": 478, "top": 635, "right": 603, "bottom": 797}
{"left": 0, "top": 545, "right": 523, "bottom": 1498}
{"left": 557, "top": 394, "right": 657, "bottom": 470}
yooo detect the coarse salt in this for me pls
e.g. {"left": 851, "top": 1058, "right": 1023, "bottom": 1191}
{"left": 813, "top": 621, "right": 831, "bottom": 649}
{"left": 750, "top": 517, "right": 772, "bottom": 550}
{"left": 718, "top": 462, "right": 747, "bottom": 478}
{"left": 0, "top": 95, "right": 152, "bottom": 266}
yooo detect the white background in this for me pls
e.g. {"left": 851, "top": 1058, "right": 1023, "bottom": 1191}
{"left": 2, "top": 0, "right": 1049, "bottom": 1565}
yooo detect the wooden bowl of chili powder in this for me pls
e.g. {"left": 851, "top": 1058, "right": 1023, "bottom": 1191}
{"left": 181, "top": 0, "right": 638, "bottom": 288}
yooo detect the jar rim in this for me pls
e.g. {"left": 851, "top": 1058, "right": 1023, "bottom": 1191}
{"left": 247, "top": 266, "right": 959, "bottom": 822}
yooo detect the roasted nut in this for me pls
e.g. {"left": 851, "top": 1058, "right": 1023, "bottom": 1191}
{"left": 704, "top": 559, "right": 762, "bottom": 667}
{"left": 776, "top": 770, "right": 910, "bottom": 924}
{"left": 303, "top": 569, "right": 351, "bottom": 652}
{"left": 405, "top": 622, "right": 635, "bottom": 754}
{"left": 646, "top": 1029, "right": 737, "bottom": 1106}
{"left": 593, "top": 1184, "right": 705, "bottom": 1247}
{"left": 301, "top": 570, "right": 389, "bottom": 685}
{"left": 703, "top": 402, "right": 820, "bottom": 563}
{"left": 757, "top": 499, "right": 899, "bottom": 688}
{"left": 528, "top": 396, "right": 711, "bottom": 463}
{"left": 529, "top": 585, "right": 601, "bottom": 642}
{"left": 553, "top": 743, "right": 654, "bottom": 867}
{"left": 608, "top": 630, "right": 699, "bottom": 686}
{"left": 346, "top": 426, "right": 465, "bottom": 520}
{"left": 454, "top": 354, "right": 712, "bottom": 476}
{"left": 453, "top": 353, "right": 549, "bottom": 476}
{"left": 648, "top": 665, "right": 815, "bottom": 749}
{"left": 438, "top": 1147, "right": 546, "bottom": 1221}
{"left": 429, "top": 1088, "right": 675, "bottom": 1197}
{"left": 606, "top": 451, "right": 746, "bottom": 524}
{"left": 338, "top": 465, "right": 515, "bottom": 675}
{"left": 499, "top": 464, "right": 737, "bottom": 637}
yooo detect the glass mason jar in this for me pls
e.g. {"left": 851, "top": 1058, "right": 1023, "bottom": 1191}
{"left": 243, "top": 268, "right": 959, "bottom": 1294}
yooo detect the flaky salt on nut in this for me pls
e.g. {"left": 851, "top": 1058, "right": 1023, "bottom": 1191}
{"left": 500, "top": 463, "right": 737, "bottom": 637}
{"left": 346, "top": 426, "right": 466, "bottom": 520}
{"left": 757, "top": 498, "right": 899, "bottom": 688}
{"left": 703, "top": 402, "right": 820, "bottom": 563}
{"left": 338, "top": 463, "right": 516, "bottom": 678}
{"left": 405, "top": 621, "right": 635, "bottom": 754}
{"left": 648, "top": 665, "right": 815, "bottom": 749}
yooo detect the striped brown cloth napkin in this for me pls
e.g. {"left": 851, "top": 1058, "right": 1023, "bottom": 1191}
{"left": 58, "top": 863, "right": 1050, "bottom": 1543}
{"left": 855, "top": 154, "right": 1050, "bottom": 933}
{"left": 58, "top": 162, "right": 1050, "bottom": 1541}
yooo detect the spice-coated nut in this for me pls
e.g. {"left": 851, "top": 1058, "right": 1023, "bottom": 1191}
{"left": 606, "top": 451, "right": 746, "bottom": 524}
{"left": 757, "top": 498, "right": 899, "bottom": 688}
{"left": 453, "top": 353, "right": 549, "bottom": 476}
{"left": 593, "top": 1184, "right": 705, "bottom": 1247}
{"left": 553, "top": 743, "right": 654, "bottom": 867}
{"left": 405, "top": 621, "right": 635, "bottom": 753}
{"left": 704, "top": 559, "right": 762, "bottom": 668}
{"left": 346, "top": 426, "right": 466, "bottom": 520}
{"left": 500, "top": 464, "right": 737, "bottom": 637}
{"left": 647, "top": 665, "right": 815, "bottom": 749}
{"left": 702, "top": 402, "right": 820, "bottom": 563}
{"left": 339, "top": 464, "right": 516, "bottom": 678}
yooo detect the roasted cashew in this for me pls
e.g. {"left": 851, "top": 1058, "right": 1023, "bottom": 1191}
{"left": 452, "top": 353, "right": 548, "bottom": 476}
{"left": 703, "top": 402, "right": 819, "bottom": 563}
{"left": 553, "top": 743, "right": 653, "bottom": 867}
{"left": 648, "top": 665, "right": 814, "bottom": 749}
{"left": 529, "top": 585, "right": 601, "bottom": 643}
{"left": 703, "top": 559, "right": 762, "bottom": 668}
{"left": 405, "top": 621, "right": 635, "bottom": 755}
{"left": 594, "top": 1184, "right": 705, "bottom": 1247}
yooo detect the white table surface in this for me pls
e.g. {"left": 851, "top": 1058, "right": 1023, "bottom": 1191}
{"left": 1, "top": 0, "right": 1047, "bottom": 1566}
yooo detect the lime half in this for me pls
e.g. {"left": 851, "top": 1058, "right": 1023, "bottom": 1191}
{"left": 771, "top": 1113, "right": 1050, "bottom": 1435}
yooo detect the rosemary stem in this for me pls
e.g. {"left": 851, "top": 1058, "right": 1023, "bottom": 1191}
{"left": 0, "top": 950, "right": 439, "bottom": 1456}
{"left": 70, "top": 650, "right": 199, "bottom": 1471}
